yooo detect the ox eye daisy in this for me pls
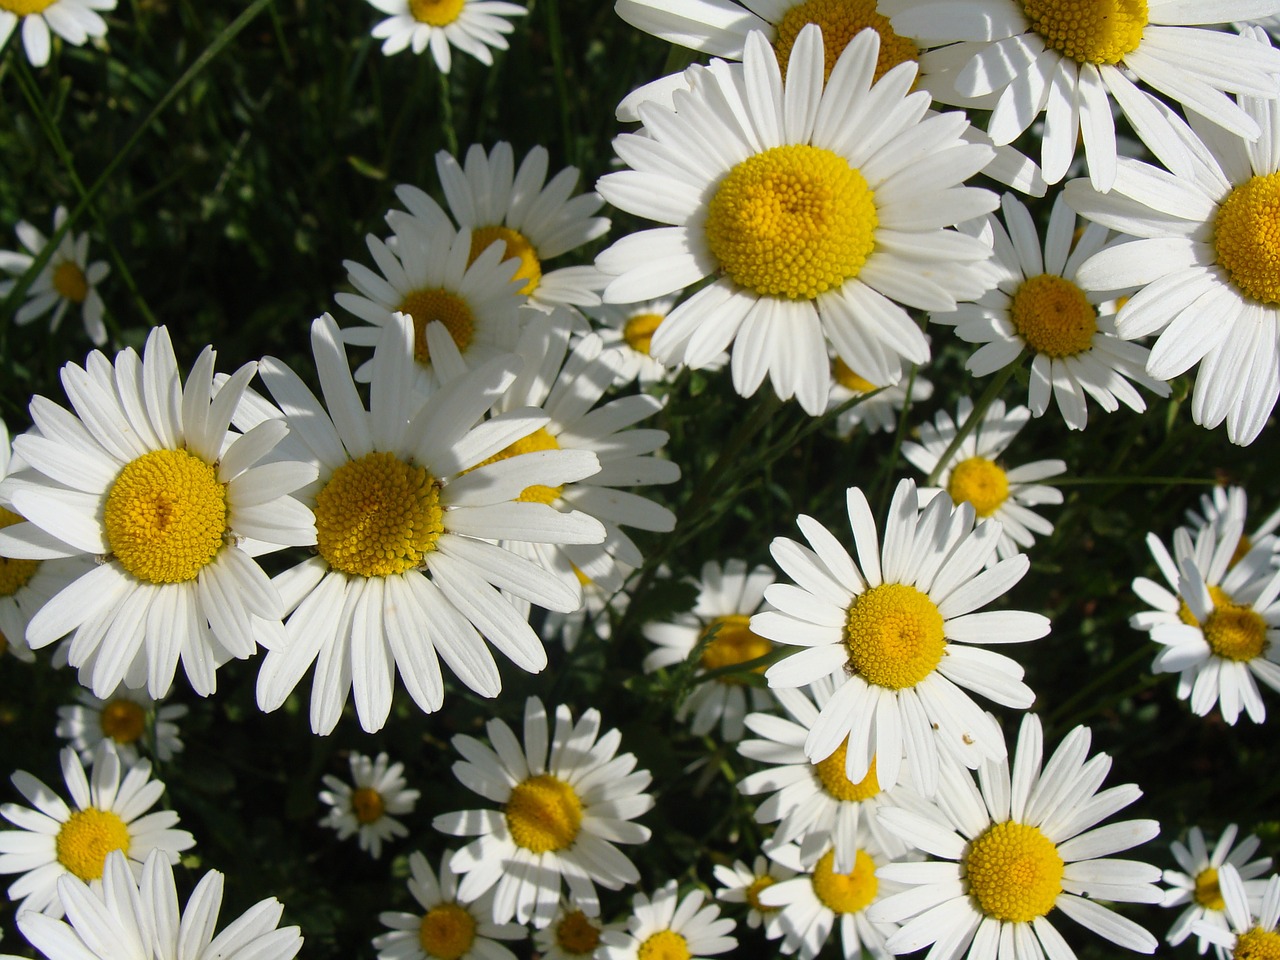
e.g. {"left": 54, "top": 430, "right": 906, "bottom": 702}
{"left": 599, "top": 881, "right": 738, "bottom": 960}
{"left": 363, "top": 0, "right": 525, "bottom": 72}
{"left": 583, "top": 296, "right": 705, "bottom": 388}
{"left": 1184, "top": 487, "right": 1280, "bottom": 563}
{"left": 55, "top": 686, "right": 186, "bottom": 766}
{"left": 827, "top": 358, "right": 933, "bottom": 437}
{"left": 534, "top": 899, "right": 626, "bottom": 960}
{"left": 1164, "top": 825, "right": 1274, "bottom": 956}
{"left": 713, "top": 852, "right": 798, "bottom": 937}
{"left": 0, "top": 0, "right": 114, "bottom": 67}
{"left": 319, "top": 752, "right": 420, "bottom": 860}
{"left": 1191, "top": 866, "right": 1280, "bottom": 960}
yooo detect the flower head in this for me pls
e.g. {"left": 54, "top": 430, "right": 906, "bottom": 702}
{"left": 1163, "top": 825, "right": 1274, "bottom": 956}
{"left": 363, "top": 0, "right": 525, "bottom": 71}
{"left": 55, "top": 686, "right": 186, "bottom": 766}
{"left": 319, "top": 752, "right": 420, "bottom": 859}
{"left": 0, "top": 0, "right": 115, "bottom": 67}
{"left": 600, "top": 881, "right": 738, "bottom": 960}
{"left": 0, "top": 207, "right": 109, "bottom": 344}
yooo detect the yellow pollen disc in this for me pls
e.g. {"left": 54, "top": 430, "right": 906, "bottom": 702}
{"left": 468, "top": 427, "right": 564, "bottom": 505}
{"left": 637, "top": 930, "right": 691, "bottom": 960}
{"left": 833, "top": 357, "right": 877, "bottom": 393}
{"left": 99, "top": 699, "right": 146, "bottom": 745}
{"left": 1235, "top": 927, "right": 1280, "bottom": 960}
{"left": 1021, "top": 0, "right": 1147, "bottom": 65}
{"left": 1194, "top": 866, "right": 1225, "bottom": 911}
{"left": 1215, "top": 173, "right": 1280, "bottom": 305}
{"left": 555, "top": 910, "right": 603, "bottom": 956}
{"left": 844, "top": 583, "right": 946, "bottom": 690}
{"left": 470, "top": 225, "right": 543, "bottom": 296}
{"left": 397, "top": 288, "right": 476, "bottom": 366}
{"left": 1205, "top": 600, "right": 1268, "bottom": 663}
{"left": 813, "top": 741, "right": 881, "bottom": 801}
{"left": 964, "top": 820, "right": 1064, "bottom": 922}
{"left": 0, "top": 507, "right": 39, "bottom": 596}
{"left": 55, "top": 808, "right": 130, "bottom": 882}
{"left": 773, "top": 0, "right": 919, "bottom": 82}
{"left": 705, "top": 144, "right": 877, "bottom": 300}
{"left": 505, "top": 774, "right": 583, "bottom": 853}
{"left": 314, "top": 451, "right": 444, "bottom": 578}
{"left": 103, "top": 449, "right": 228, "bottom": 585}
{"left": 1009, "top": 273, "right": 1098, "bottom": 358}
{"left": 811, "top": 848, "right": 878, "bottom": 915}
{"left": 0, "top": 0, "right": 54, "bottom": 16}
{"left": 1178, "top": 585, "right": 1231, "bottom": 628}
{"left": 699, "top": 614, "right": 773, "bottom": 684}
{"left": 417, "top": 902, "right": 477, "bottom": 960}
{"left": 408, "top": 0, "right": 465, "bottom": 26}
{"left": 52, "top": 261, "right": 89, "bottom": 304}
{"left": 351, "top": 787, "right": 386, "bottom": 824}
{"left": 947, "top": 457, "right": 1011, "bottom": 518}
{"left": 745, "top": 874, "right": 779, "bottom": 912}
{"left": 623, "top": 312, "right": 664, "bottom": 355}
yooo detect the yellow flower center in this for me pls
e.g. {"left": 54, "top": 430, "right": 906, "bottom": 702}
{"left": 0, "top": 0, "right": 54, "bottom": 16}
{"left": 0, "top": 507, "right": 39, "bottom": 596}
{"left": 637, "top": 930, "right": 691, "bottom": 960}
{"left": 773, "top": 0, "right": 919, "bottom": 81}
{"left": 1178, "top": 585, "right": 1230, "bottom": 627}
{"left": 555, "top": 910, "right": 603, "bottom": 956}
{"left": 314, "top": 451, "right": 444, "bottom": 578}
{"left": 1180, "top": 585, "right": 1268, "bottom": 661}
{"left": 468, "top": 427, "right": 564, "bottom": 505}
{"left": 1235, "top": 928, "right": 1280, "bottom": 960}
{"left": 964, "top": 820, "right": 1064, "bottom": 923}
{"left": 1194, "top": 866, "right": 1225, "bottom": 911}
{"left": 699, "top": 614, "right": 773, "bottom": 683}
{"left": 1021, "top": 0, "right": 1147, "bottom": 65}
{"left": 351, "top": 786, "right": 386, "bottom": 824}
{"left": 813, "top": 740, "right": 881, "bottom": 801}
{"left": 505, "top": 774, "right": 583, "bottom": 853}
{"left": 99, "top": 698, "right": 147, "bottom": 745}
{"left": 844, "top": 582, "right": 946, "bottom": 690}
{"left": 398, "top": 288, "right": 476, "bottom": 366}
{"left": 1215, "top": 173, "right": 1280, "bottom": 306}
{"left": 745, "top": 874, "right": 779, "bottom": 912}
{"left": 470, "top": 225, "right": 542, "bottom": 296}
{"left": 623, "top": 312, "right": 664, "bottom": 355}
{"left": 833, "top": 357, "right": 877, "bottom": 393}
{"left": 705, "top": 144, "right": 877, "bottom": 300}
{"left": 417, "top": 902, "right": 477, "bottom": 960}
{"left": 55, "top": 808, "right": 130, "bottom": 882}
{"left": 52, "top": 261, "right": 89, "bottom": 304}
{"left": 812, "top": 848, "right": 878, "bottom": 914}
{"left": 103, "top": 449, "right": 228, "bottom": 585}
{"left": 1009, "top": 273, "right": 1098, "bottom": 358}
{"left": 947, "top": 457, "right": 1010, "bottom": 518}
{"left": 408, "top": 0, "right": 465, "bottom": 26}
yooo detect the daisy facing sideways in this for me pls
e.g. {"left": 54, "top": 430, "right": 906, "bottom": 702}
{"left": 599, "top": 881, "right": 737, "bottom": 960}
{"left": 319, "top": 751, "right": 420, "bottom": 859}
{"left": 1162, "top": 824, "right": 1274, "bottom": 956}
{"left": 362, "top": 0, "right": 525, "bottom": 72}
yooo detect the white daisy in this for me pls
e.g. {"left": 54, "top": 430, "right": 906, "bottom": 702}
{"left": 827, "top": 358, "right": 933, "bottom": 437}
{"left": 1164, "top": 824, "right": 1274, "bottom": 956}
{"left": 0, "top": 743, "right": 195, "bottom": 917}
{"left": 1193, "top": 865, "right": 1280, "bottom": 960}
{"left": 642, "top": 559, "right": 776, "bottom": 741}
{"left": 0, "top": 206, "right": 109, "bottom": 345}
{"left": 0, "top": 0, "right": 114, "bottom": 67}
{"left": 374, "top": 850, "right": 525, "bottom": 960}
{"left": 1185, "top": 486, "right": 1280, "bottom": 562}
{"left": 753, "top": 478, "right": 1050, "bottom": 797}
{"left": 55, "top": 686, "right": 187, "bottom": 766}
{"left": 541, "top": 561, "right": 631, "bottom": 651}
{"left": 363, "top": 0, "right": 525, "bottom": 71}
{"left": 533, "top": 898, "right": 626, "bottom": 960}
{"left": 595, "top": 26, "right": 998, "bottom": 416}
{"left": 901, "top": 399, "right": 1066, "bottom": 563}
{"left": 599, "top": 881, "right": 738, "bottom": 960}
{"left": 319, "top": 751, "right": 420, "bottom": 859}
{"left": 0, "top": 325, "right": 316, "bottom": 699}
{"left": 248, "top": 313, "right": 605, "bottom": 734}
{"left": 582, "top": 295, "right": 691, "bottom": 388}
{"left": 712, "top": 852, "right": 798, "bottom": 938}
{"left": 868, "top": 713, "right": 1163, "bottom": 959}
{"left": 433, "top": 696, "right": 654, "bottom": 928}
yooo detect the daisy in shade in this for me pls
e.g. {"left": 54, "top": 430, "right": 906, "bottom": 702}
{"left": 0, "top": 743, "right": 195, "bottom": 917}
{"left": 541, "top": 559, "right": 631, "bottom": 650}
{"left": 753, "top": 478, "right": 1050, "bottom": 798}
{"left": 433, "top": 696, "right": 654, "bottom": 928}
{"left": 642, "top": 559, "right": 777, "bottom": 742}
{"left": 599, "top": 881, "right": 738, "bottom": 960}
{"left": 868, "top": 713, "right": 1163, "bottom": 960}
{"left": 362, "top": 0, "right": 525, "bottom": 71}
{"left": 14, "top": 848, "right": 302, "bottom": 960}
{"left": 1193, "top": 866, "right": 1280, "bottom": 960}
{"left": 933, "top": 193, "right": 1170, "bottom": 429}
{"left": 827, "top": 358, "right": 932, "bottom": 437}
{"left": 248, "top": 314, "right": 605, "bottom": 734}
{"left": 595, "top": 26, "right": 998, "bottom": 416}
{"left": 319, "top": 751, "right": 420, "bottom": 859}
{"left": 0, "top": 206, "right": 109, "bottom": 345}
{"left": 713, "top": 851, "right": 797, "bottom": 938}
{"left": 1163, "top": 824, "right": 1273, "bottom": 956}
{"left": 0, "top": 0, "right": 114, "bottom": 67}
{"left": 901, "top": 399, "right": 1066, "bottom": 563}
{"left": 397, "top": 143, "right": 611, "bottom": 309}
{"left": 55, "top": 686, "right": 187, "bottom": 766}
{"left": 533, "top": 898, "right": 625, "bottom": 960}
{"left": 0, "top": 325, "right": 316, "bottom": 699}
{"left": 1185, "top": 487, "right": 1280, "bottom": 563}
{"left": 374, "top": 850, "right": 525, "bottom": 960}
{"left": 582, "top": 295, "right": 692, "bottom": 388}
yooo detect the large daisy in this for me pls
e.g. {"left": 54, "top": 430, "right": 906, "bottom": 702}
{"left": 363, "top": 0, "right": 525, "bottom": 71}
{"left": 599, "top": 881, "right": 738, "bottom": 960}
{"left": 1163, "top": 824, "right": 1274, "bottom": 956}
{"left": 595, "top": 26, "right": 998, "bottom": 416}
{"left": 0, "top": 0, "right": 114, "bottom": 67}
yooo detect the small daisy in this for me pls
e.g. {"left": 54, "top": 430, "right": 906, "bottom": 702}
{"left": 363, "top": 0, "right": 525, "bottom": 71}
{"left": 753, "top": 478, "right": 1050, "bottom": 797}
{"left": 868, "top": 713, "right": 1163, "bottom": 959}
{"left": 1164, "top": 824, "right": 1273, "bottom": 956}
{"left": 1185, "top": 486, "right": 1280, "bottom": 563}
{"left": 713, "top": 852, "right": 797, "bottom": 938}
{"left": 533, "top": 898, "right": 625, "bottom": 960}
{"left": 827, "top": 358, "right": 933, "bottom": 437}
{"left": 14, "top": 848, "right": 302, "bottom": 960}
{"left": 600, "top": 881, "right": 738, "bottom": 960}
{"left": 1192, "top": 865, "right": 1280, "bottom": 960}
{"left": 0, "top": 743, "right": 195, "bottom": 917}
{"left": 541, "top": 562, "right": 631, "bottom": 651}
{"left": 595, "top": 26, "right": 998, "bottom": 416}
{"left": 0, "top": 206, "right": 109, "bottom": 345}
{"left": 582, "top": 295, "right": 692, "bottom": 388}
{"left": 642, "top": 559, "right": 776, "bottom": 741}
{"left": 901, "top": 399, "right": 1066, "bottom": 563}
{"left": 0, "top": 0, "right": 114, "bottom": 67}
{"left": 433, "top": 696, "right": 654, "bottom": 928}
{"left": 55, "top": 686, "right": 187, "bottom": 766}
{"left": 374, "top": 850, "right": 525, "bottom": 960}
{"left": 319, "top": 751, "right": 420, "bottom": 859}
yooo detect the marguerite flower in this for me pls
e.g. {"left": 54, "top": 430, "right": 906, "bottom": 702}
{"left": 541, "top": 563, "right": 631, "bottom": 650}
{"left": 533, "top": 899, "right": 625, "bottom": 960}
{"left": 1192, "top": 865, "right": 1280, "bottom": 960}
{"left": 1185, "top": 486, "right": 1280, "bottom": 562}
{"left": 582, "top": 295, "right": 689, "bottom": 387}
{"left": 827, "top": 358, "right": 932, "bottom": 437}
{"left": 55, "top": 686, "right": 187, "bottom": 766}
{"left": 319, "top": 751, "right": 420, "bottom": 859}
{"left": 1163, "top": 824, "right": 1273, "bottom": 956}
{"left": 713, "top": 852, "right": 797, "bottom": 937}
{"left": 0, "top": 0, "right": 114, "bottom": 68}
{"left": 600, "top": 881, "right": 738, "bottom": 960}
{"left": 363, "top": 0, "right": 525, "bottom": 71}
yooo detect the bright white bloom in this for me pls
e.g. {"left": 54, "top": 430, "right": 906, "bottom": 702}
{"left": 1185, "top": 486, "right": 1280, "bottom": 560}
{"left": 0, "top": 0, "right": 114, "bottom": 67}
{"left": 600, "top": 881, "right": 737, "bottom": 960}
{"left": 0, "top": 206, "right": 109, "bottom": 345}
{"left": 541, "top": 565, "right": 630, "bottom": 651}
{"left": 434, "top": 697, "right": 654, "bottom": 928}
{"left": 319, "top": 751, "right": 420, "bottom": 859}
{"left": 713, "top": 852, "right": 797, "bottom": 938}
{"left": 827, "top": 359, "right": 932, "bottom": 436}
{"left": 754, "top": 478, "right": 1050, "bottom": 797}
{"left": 0, "top": 743, "right": 195, "bottom": 917}
{"left": 533, "top": 898, "right": 625, "bottom": 960}
{"left": 55, "top": 686, "right": 187, "bottom": 766}
{"left": 363, "top": 0, "right": 524, "bottom": 71}
{"left": 1163, "top": 824, "right": 1273, "bottom": 956}
{"left": 1193, "top": 866, "right": 1280, "bottom": 960}
{"left": 582, "top": 295, "right": 697, "bottom": 387}
{"left": 595, "top": 26, "right": 997, "bottom": 416}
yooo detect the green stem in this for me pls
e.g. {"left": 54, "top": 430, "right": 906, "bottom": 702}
{"left": 1044, "top": 641, "right": 1154, "bottom": 728}
{"left": 437, "top": 71, "right": 458, "bottom": 157}
{"left": 925, "top": 355, "right": 1024, "bottom": 487}
{"left": 875, "top": 362, "right": 918, "bottom": 512}
{"left": 542, "top": 0, "right": 575, "bottom": 163}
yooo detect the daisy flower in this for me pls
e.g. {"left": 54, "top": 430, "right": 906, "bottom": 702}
{"left": 827, "top": 358, "right": 933, "bottom": 437}
{"left": 0, "top": 325, "right": 316, "bottom": 699}
{"left": 319, "top": 751, "right": 420, "bottom": 859}
{"left": 1163, "top": 824, "right": 1273, "bottom": 955}
{"left": 541, "top": 560, "right": 631, "bottom": 650}
{"left": 14, "top": 848, "right": 302, "bottom": 960}
{"left": 363, "top": 0, "right": 525, "bottom": 71}
{"left": 933, "top": 193, "right": 1170, "bottom": 429}
{"left": 599, "top": 881, "right": 738, "bottom": 960}
{"left": 753, "top": 478, "right": 1050, "bottom": 797}
{"left": 1185, "top": 486, "right": 1280, "bottom": 563}
{"left": 55, "top": 686, "right": 187, "bottom": 766}
{"left": 595, "top": 26, "right": 998, "bottom": 416}
{"left": 1193, "top": 865, "right": 1280, "bottom": 960}
{"left": 433, "top": 696, "right": 654, "bottom": 927}
{"left": 0, "top": 743, "right": 195, "bottom": 917}
{"left": 373, "top": 850, "right": 525, "bottom": 960}
{"left": 713, "top": 852, "right": 798, "bottom": 937}
{"left": 642, "top": 559, "right": 776, "bottom": 741}
{"left": 248, "top": 314, "right": 605, "bottom": 734}
{"left": 397, "top": 142, "right": 611, "bottom": 309}
{"left": 901, "top": 399, "right": 1066, "bottom": 563}
{"left": 533, "top": 898, "right": 625, "bottom": 960}
{"left": 0, "top": 0, "right": 114, "bottom": 67}
{"left": 582, "top": 295, "right": 692, "bottom": 388}
{"left": 868, "top": 713, "right": 1163, "bottom": 959}
{"left": 0, "top": 206, "right": 109, "bottom": 345}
